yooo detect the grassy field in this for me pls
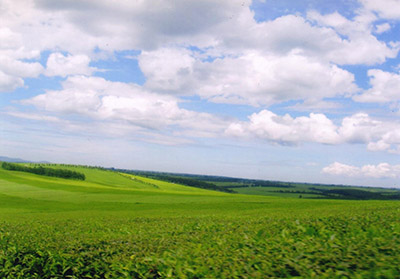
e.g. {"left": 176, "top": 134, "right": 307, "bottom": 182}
{"left": 1, "top": 163, "right": 400, "bottom": 278}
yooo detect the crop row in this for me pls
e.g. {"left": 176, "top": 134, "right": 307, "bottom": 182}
{"left": 1, "top": 210, "right": 399, "bottom": 278}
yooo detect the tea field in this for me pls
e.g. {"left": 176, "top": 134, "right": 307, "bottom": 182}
{"left": 0, "top": 163, "right": 400, "bottom": 278}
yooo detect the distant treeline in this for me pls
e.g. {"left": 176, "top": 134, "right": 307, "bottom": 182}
{"left": 310, "top": 187, "right": 400, "bottom": 200}
{"left": 35, "top": 163, "right": 105, "bottom": 170}
{"left": 149, "top": 175, "right": 235, "bottom": 193}
{"left": 1, "top": 162, "right": 85, "bottom": 180}
{"left": 246, "top": 188, "right": 400, "bottom": 200}
{"left": 109, "top": 169, "right": 356, "bottom": 190}
{"left": 114, "top": 169, "right": 235, "bottom": 193}
{"left": 163, "top": 174, "right": 300, "bottom": 189}
{"left": 222, "top": 181, "right": 295, "bottom": 189}
{"left": 142, "top": 173, "right": 297, "bottom": 189}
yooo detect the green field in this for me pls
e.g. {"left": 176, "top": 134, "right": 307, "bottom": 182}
{"left": 1, "top": 163, "right": 400, "bottom": 278}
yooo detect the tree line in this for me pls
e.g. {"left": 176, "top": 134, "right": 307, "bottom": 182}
{"left": 116, "top": 169, "right": 235, "bottom": 193}
{"left": 1, "top": 162, "right": 85, "bottom": 180}
{"left": 151, "top": 175, "right": 235, "bottom": 193}
{"left": 309, "top": 187, "right": 400, "bottom": 200}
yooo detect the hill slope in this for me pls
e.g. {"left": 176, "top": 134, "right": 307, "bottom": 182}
{"left": 0, "top": 164, "right": 238, "bottom": 211}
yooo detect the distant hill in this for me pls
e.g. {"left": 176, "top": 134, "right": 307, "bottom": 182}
{"left": 0, "top": 156, "right": 29, "bottom": 163}
{"left": 0, "top": 156, "right": 51, "bottom": 164}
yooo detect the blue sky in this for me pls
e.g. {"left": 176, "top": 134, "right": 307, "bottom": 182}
{"left": 1, "top": 0, "right": 400, "bottom": 187}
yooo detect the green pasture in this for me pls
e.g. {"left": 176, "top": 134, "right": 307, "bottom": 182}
{"left": 0, "top": 164, "right": 400, "bottom": 278}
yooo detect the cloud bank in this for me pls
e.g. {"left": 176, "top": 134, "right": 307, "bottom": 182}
{"left": 323, "top": 162, "right": 400, "bottom": 179}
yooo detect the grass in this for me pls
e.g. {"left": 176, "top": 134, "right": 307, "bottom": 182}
{"left": 0, "top": 163, "right": 400, "bottom": 278}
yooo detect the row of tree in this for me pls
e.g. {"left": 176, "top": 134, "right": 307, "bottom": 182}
{"left": 150, "top": 175, "right": 235, "bottom": 193}
{"left": 1, "top": 162, "right": 85, "bottom": 180}
{"left": 310, "top": 187, "right": 400, "bottom": 200}
{"left": 117, "top": 169, "right": 235, "bottom": 193}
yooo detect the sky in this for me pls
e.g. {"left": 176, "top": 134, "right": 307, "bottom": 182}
{"left": 1, "top": 0, "right": 400, "bottom": 187}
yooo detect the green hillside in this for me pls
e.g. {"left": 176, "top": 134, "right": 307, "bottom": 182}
{"left": 121, "top": 169, "right": 400, "bottom": 200}
{"left": 0, "top": 163, "right": 400, "bottom": 278}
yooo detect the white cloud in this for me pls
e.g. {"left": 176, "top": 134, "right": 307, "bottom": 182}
{"left": 1, "top": 0, "right": 397, "bottom": 102}
{"left": 0, "top": 71, "right": 24, "bottom": 92}
{"left": 30, "top": 0, "right": 250, "bottom": 51}
{"left": 322, "top": 162, "right": 361, "bottom": 177}
{"left": 287, "top": 100, "right": 342, "bottom": 111}
{"left": 0, "top": 27, "right": 21, "bottom": 49}
{"left": 340, "top": 113, "right": 400, "bottom": 154}
{"left": 361, "top": 163, "right": 400, "bottom": 178}
{"left": 212, "top": 11, "right": 397, "bottom": 65}
{"left": 3, "top": 0, "right": 396, "bottom": 63}
{"left": 225, "top": 110, "right": 400, "bottom": 153}
{"left": 0, "top": 54, "right": 43, "bottom": 92}
{"left": 5, "top": 111, "right": 62, "bottom": 123}
{"left": 0, "top": 57, "right": 43, "bottom": 78}
{"left": 16, "top": 0, "right": 394, "bottom": 67}
{"left": 354, "top": 69, "right": 400, "bottom": 103}
{"left": 375, "top": 23, "right": 391, "bottom": 34}
{"left": 338, "top": 113, "right": 384, "bottom": 143}
{"left": 140, "top": 48, "right": 358, "bottom": 106}
{"left": 361, "top": 0, "right": 400, "bottom": 20}
{"left": 1, "top": 0, "right": 396, "bottom": 63}
{"left": 307, "top": 10, "right": 399, "bottom": 65}
{"left": 21, "top": 75, "right": 228, "bottom": 136}
{"left": 323, "top": 162, "right": 400, "bottom": 178}
{"left": 226, "top": 110, "right": 340, "bottom": 144}
{"left": 45, "top": 53, "right": 95, "bottom": 77}
{"left": 139, "top": 48, "right": 195, "bottom": 93}
{"left": 0, "top": 13, "right": 44, "bottom": 92}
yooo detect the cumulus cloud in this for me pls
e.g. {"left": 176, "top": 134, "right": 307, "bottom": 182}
{"left": 45, "top": 53, "right": 95, "bottom": 77}
{"left": 226, "top": 110, "right": 400, "bottom": 152}
{"left": 226, "top": 110, "right": 340, "bottom": 144}
{"left": 375, "top": 23, "right": 391, "bottom": 34}
{"left": 0, "top": 9, "right": 43, "bottom": 92}
{"left": 31, "top": 0, "right": 251, "bottom": 51}
{"left": 24, "top": 74, "right": 400, "bottom": 151}
{"left": 3, "top": 1, "right": 396, "bottom": 63}
{"left": 22, "top": 75, "right": 228, "bottom": 134}
{"left": 0, "top": 61, "right": 43, "bottom": 92}
{"left": 0, "top": 57, "right": 43, "bottom": 79}
{"left": 323, "top": 162, "right": 400, "bottom": 178}
{"left": 0, "top": 51, "right": 43, "bottom": 92}
{"left": 1, "top": 0, "right": 398, "bottom": 103}
{"left": 307, "top": 10, "right": 399, "bottom": 65}
{"left": 322, "top": 162, "right": 361, "bottom": 177}
{"left": 19, "top": 0, "right": 396, "bottom": 67}
{"left": 354, "top": 69, "right": 400, "bottom": 103}
{"left": 139, "top": 48, "right": 195, "bottom": 93}
{"left": 0, "top": 72, "right": 24, "bottom": 92}
{"left": 3, "top": 0, "right": 400, "bottom": 153}
{"left": 209, "top": 11, "right": 397, "bottom": 66}
{"left": 339, "top": 113, "right": 400, "bottom": 153}
{"left": 140, "top": 48, "right": 358, "bottom": 106}
{"left": 361, "top": 0, "right": 400, "bottom": 20}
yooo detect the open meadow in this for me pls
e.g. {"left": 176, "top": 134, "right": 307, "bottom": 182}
{"left": 0, "top": 163, "right": 400, "bottom": 278}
